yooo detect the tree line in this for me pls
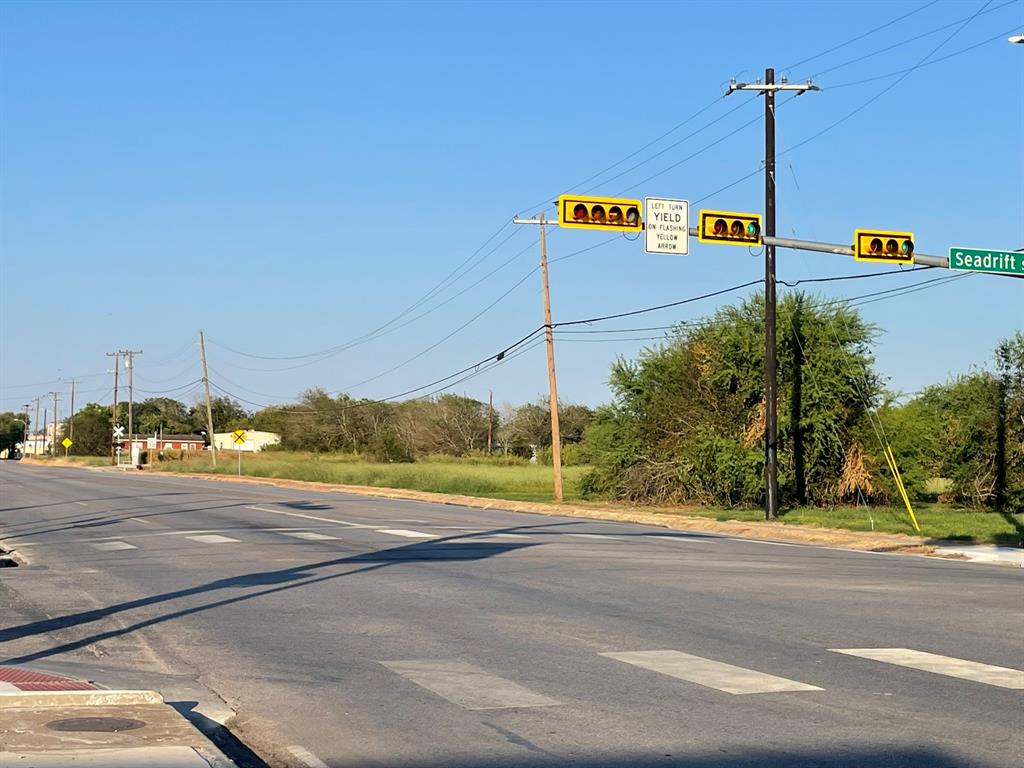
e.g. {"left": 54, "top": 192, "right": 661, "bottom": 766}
{"left": 5, "top": 291, "right": 1019, "bottom": 512}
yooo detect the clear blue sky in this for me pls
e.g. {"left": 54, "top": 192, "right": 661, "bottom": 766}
{"left": 2, "top": 0, "right": 1022, "bottom": 419}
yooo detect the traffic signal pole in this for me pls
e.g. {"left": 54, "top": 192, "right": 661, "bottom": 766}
{"left": 728, "top": 69, "right": 818, "bottom": 520}
{"left": 513, "top": 212, "right": 564, "bottom": 502}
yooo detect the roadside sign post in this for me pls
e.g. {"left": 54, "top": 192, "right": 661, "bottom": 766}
{"left": 112, "top": 425, "right": 125, "bottom": 466}
{"left": 61, "top": 437, "right": 72, "bottom": 456}
{"left": 644, "top": 198, "right": 689, "bottom": 255}
{"left": 231, "top": 429, "right": 247, "bottom": 476}
{"left": 949, "top": 247, "right": 1023, "bottom": 277}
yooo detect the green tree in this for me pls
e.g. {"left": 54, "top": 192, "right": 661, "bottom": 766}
{"left": 134, "top": 398, "right": 194, "bottom": 435}
{"left": 67, "top": 403, "right": 115, "bottom": 456}
{"left": 581, "top": 292, "right": 880, "bottom": 506}
{"left": 0, "top": 411, "right": 30, "bottom": 455}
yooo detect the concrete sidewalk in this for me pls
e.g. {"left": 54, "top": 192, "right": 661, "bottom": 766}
{"left": 932, "top": 543, "right": 1024, "bottom": 567}
{"left": 0, "top": 667, "right": 236, "bottom": 768}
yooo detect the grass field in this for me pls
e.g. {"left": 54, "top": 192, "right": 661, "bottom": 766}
{"left": 29, "top": 453, "right": 1022, "bottom": 545}
{"left": 155, "top": 451, "right": 590, "bottom": 502}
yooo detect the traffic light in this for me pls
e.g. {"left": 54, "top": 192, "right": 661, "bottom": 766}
{"left": 853, "top": 229, "right": 914, "bottom": 264}
{"left": 697, "top": 210, "right": 762, "bottom": 246}
{"left": 558, "top": 194, "right": 642, "bottom": 233}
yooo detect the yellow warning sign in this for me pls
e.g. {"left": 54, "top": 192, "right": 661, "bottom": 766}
{"left": 231, "top": 429, "right": 247, "bottom": 445}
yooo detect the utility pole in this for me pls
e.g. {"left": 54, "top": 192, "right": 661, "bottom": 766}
{"left": 48, "top": 391, "right": 61, "bottom": 456}
{"left": 199, "top": 331, "right": 217, "bottom": 467}
{"left": 119, "top": 350, "right": 142, "bottom": 464}
{"left": 512, "top": 212, "right": 563, "bottom": 502}
{"left": 728, "top": 69, "right": 818, "bottom": 521}
{"left": 33, "top": 397, "right": 41, "bottom": 455}
{"left": 22, "top": 403, "right": 31, "bottom": 452}
{"left": 42, "top": 407, "right": 47, "bottom": 455}
{"left": 487, "top": 389, "right": 494, "bottom": 454}
{"left": 107, "top": 351, "right": 120, "bottom": 464}
{"left": 66, "top": 379, "right": 78, "bottom": 444}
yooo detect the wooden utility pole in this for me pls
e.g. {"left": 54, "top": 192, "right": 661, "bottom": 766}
{"left": 67, "top": 379, "right": 78, "bottom": 444}
{"left": 120, "top": 350, "right": 142, "bottom": 465}
{"left": 48, "top": 391, "right": 60, "bottom": 456}
{"left": 199, "top": 331, "right": 217, "bottom": 466}
{"left": 487, "top": 390, "right": 494, "bottom": 454}
{"left": 33, "top": 397, "right": 41, "bottom": 456}
{"left": 107, "top": 351, "right": 120, "bottom": 464}
{"left": 538, "top": 213, "right": 563, "bottom": 501}
{"left": 513, "top": 211, "right": 563, "bottom": 502}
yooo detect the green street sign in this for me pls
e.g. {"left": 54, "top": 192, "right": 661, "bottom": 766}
{"left": 948, "top": 246, "right": 1023, "bottom": 276}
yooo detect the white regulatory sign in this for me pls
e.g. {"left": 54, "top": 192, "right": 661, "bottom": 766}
{"left": 644, "top": 197, "right": 689, "bottom": 255}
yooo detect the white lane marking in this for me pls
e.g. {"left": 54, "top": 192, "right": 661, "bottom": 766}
{"left": 831, "top": 648, "right": 1024, "bottom": 689}
{"left": 644, "top": 535, "right": 713, "bottom": 544}
{"left": 248, "top": 505, "right": 371, "bottom": 528}
{"left": 377, "top": 528, "right": 435, "bottom": 539}
{"left": 287, "top": 745, "right": 330, "bottom": 768}
{"left": 186, "top": 534, "right": 240, "bottom": 544}
{"left": 279, "top": 531, "right": 338, "bottom": 541}
{"left": 380, "top": 659, "right": 560, "bottom": 710}
{"left": 91, "top": 541, "right": 138, "bottom": 551}
{"left": 128, "top": 517, "right": 158, "bottom": 526}
{"left": 565, "top": 533, "right": 623, "bottom": 541}
{"left": 74, "top": 501, "right": 89, "bottom": 506}
{"left": 480, "top": 533, "right": 529, "bottom": 539}
{"left": 600, "top": 650, "right": 823, "bottom": 694}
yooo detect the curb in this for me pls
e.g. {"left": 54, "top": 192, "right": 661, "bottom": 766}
{"left": 0, "top": 690, "right": 164, "bottom": 708}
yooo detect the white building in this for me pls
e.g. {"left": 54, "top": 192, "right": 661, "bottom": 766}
{"left": 212, "top": 430, "right": 281, "bottom": 453}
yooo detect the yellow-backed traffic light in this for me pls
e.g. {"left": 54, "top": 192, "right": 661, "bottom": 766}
{"left": 854, "top": 229, "right": 914, "bottom": 264}
{"left": 697, "top": 209, "right": 762, "bottom": 246}
{"left": 558, "top": 194, "right": 642, "bottom": 232}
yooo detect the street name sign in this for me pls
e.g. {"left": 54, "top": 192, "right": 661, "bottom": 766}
{"left": 644, "top": 197, "right": 689, "bottom": 255}
{"left": 232, "top": 429, "right": 248, "bottom": 445}
{"left": 948, "top": 247, "right": 1023, "bottom": 277}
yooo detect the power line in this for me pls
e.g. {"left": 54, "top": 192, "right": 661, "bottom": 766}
{"left": 808, "top": 0, "right": 1018, "bottom": 80}
{"left": 782, "top": 0, "right": 942, "bottom": 72}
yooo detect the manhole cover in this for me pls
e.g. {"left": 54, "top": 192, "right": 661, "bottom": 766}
{"left": 46, "top": 717, "right": 146, "bottom": 732}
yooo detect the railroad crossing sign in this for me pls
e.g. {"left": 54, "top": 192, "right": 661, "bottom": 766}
{"left": 61, "top": 437, "right": 73, "bottom": 449}
{"left": 948, "top": 246, "right": 1023, "bottom": 277}
{"left": 231, "top": 429, "right": 248, "bottom": 446}
{"left": 644, "top": 197, "right": 689, "bottom": 255}
{"left": 112, "top": 425, "right": 125, "bottom": 439}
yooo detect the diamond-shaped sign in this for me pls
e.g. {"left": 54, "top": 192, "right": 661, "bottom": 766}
{"left": 112, "top": 425, "right": 125, "bottom": 438}
{"left": 231, "top": 429, "right": 248, "bottom": 445}
{"left": 62, "top": 437, "right": 73, "bottom": 449}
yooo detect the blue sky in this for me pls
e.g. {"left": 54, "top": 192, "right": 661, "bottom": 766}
{"left": 1, "top": 0, "right": 1022, "bottom": 419}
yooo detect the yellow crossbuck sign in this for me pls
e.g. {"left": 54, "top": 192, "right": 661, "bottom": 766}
{"left": 231, "top": 429, "right": 247, "bottom": 445}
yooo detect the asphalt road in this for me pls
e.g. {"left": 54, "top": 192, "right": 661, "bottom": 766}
{"left": 1, "top": 461, "right": 1021, "bottom": 768}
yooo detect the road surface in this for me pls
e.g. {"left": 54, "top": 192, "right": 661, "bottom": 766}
{"left": 1, "top": 462, "right": 1021, "bottom": 767}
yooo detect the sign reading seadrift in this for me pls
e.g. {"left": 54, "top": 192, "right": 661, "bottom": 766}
{"left": 948, "top": 247, "right": 1023, "bottom": 277}
{"left": 644, "top": 198, "right": 689, "bottom": 255}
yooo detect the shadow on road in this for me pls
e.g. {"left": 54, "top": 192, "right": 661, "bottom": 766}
{"left": 0, "top": 531, "right": 535, "bottom": 664}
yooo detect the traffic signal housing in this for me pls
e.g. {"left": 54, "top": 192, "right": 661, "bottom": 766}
{"left": 558, "top": 194, "right": 642, "bottom": 233}
{"left": 698, "top": 210, "right": 762, "bottom": 246}
{"left": 853, "top": 229, "right": 915, "bottom": 264}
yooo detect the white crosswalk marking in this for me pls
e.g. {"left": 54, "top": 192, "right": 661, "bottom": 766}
{"left": 380, "top": 659, "right": 559, "bottom": 710}
{"left": 279, "top": 531, "right": 338, "bottom": 541}
{"left": 831, "top": 648, "right": 1024, "bottom": 689}
{"left": 186, "top": 534, "right": 240, "bottom": 544}
{"left": 91, "top": 541, "right": 137, "bottom": 551}
{"left": 376, "top": 529, "right": 435, "bottom": 539}
{"left": 600, "top": 650, "right": 823, "bottom": 694}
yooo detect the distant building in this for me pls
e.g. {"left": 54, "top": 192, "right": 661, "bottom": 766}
{"left": 212, "top": 430, "right": 281, "bottom": 453}
{"left": 21, "top": 434, "right": 49, "bottom": 456}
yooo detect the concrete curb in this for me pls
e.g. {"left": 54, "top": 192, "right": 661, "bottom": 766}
{"left": 0, "top": 690, "right": 164, "bottom": 708}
